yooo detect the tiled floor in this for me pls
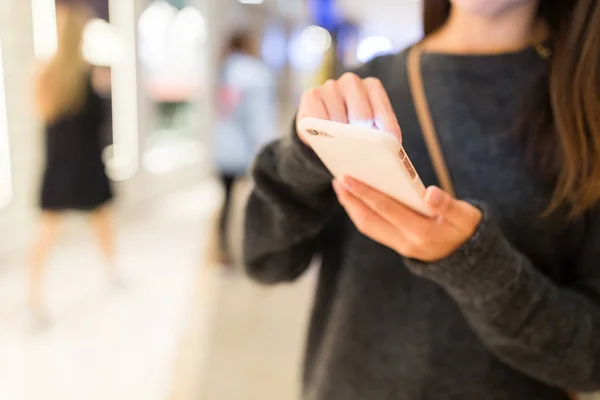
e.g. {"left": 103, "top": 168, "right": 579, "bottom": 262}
{"left": 192, "top": 178, "right": 315, "bottom": 400}
{"left": 0, "top": 179, "right": 316, "bottom": 400}
{"left": 197, "top": 268, "right": 315, "bottom": 400}
{"left": 0, "top": 181, "right": 223, "bottom": 400}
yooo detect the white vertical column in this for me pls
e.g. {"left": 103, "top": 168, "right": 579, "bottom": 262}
{"left": 108, "top": 0, "right": 139, "bottom": 181}
{"left": 0, "top": 39, "right": 12, "bottom": 208}
{"left": 30, "top": 0, "right": 57, "bottom": 59}
{"left": 0, "top": 0, "right": 41, "bottom": 254}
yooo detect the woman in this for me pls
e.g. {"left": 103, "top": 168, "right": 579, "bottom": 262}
{"left": 30, "top": 3, "right": 116, "bottom": 326}
{"left": 214, "top": 30, "right": 276, "bottom": 265}
{"left": 244, "top": 1, "right": 600, "bottom": 399}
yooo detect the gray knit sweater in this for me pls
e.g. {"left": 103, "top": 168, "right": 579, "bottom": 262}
{"left": 243, "top": 47, "right": 600, "bottom": 399}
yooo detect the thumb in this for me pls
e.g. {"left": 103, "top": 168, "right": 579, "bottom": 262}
{"left": 424, "top": 186, "right": 453, "bottom": 214}
{"left": 424, "top": 186, "right": 481, "bottom": 231}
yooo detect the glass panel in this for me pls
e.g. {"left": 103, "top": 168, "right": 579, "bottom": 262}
{"left": 138, "top": 0, "right": 209, "bottom": 175}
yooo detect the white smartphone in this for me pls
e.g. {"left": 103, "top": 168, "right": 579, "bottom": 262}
{"left": 298, "top": 117, "right": 432, "bottom": 217}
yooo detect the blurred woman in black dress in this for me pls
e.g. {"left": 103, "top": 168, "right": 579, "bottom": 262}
{"left": 29, "top": 3, "right": 116, "bottom": 324}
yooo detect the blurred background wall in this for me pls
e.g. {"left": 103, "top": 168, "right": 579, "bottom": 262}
{"left": 0, "top": 1, "right": 426, "bottom": 399}
{"left": 0, "top": 0, "right": 425, "bottom": 256}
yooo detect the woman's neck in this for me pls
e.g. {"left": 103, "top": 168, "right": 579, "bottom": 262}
{"left": 424, "top": 4, "right": 546, "bottom": 55}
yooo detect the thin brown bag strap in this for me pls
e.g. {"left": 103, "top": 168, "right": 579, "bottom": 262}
{"left": 407, "top": 45, "right": 456, "bottom": 198}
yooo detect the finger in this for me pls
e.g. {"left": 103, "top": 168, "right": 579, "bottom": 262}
{"left": 298, "top": 88, "right": 330, "bottom": 121}
{"left": 363, "top": 77, "right": 402, "bottom": 140}
{"left": 297, "top": 89, "right": 330, "bottom": 145}
{"left": 321, "top": 79, "right": 348, "bottom": 124}
{"left": 424, "top": 186, "right": 482, "bottom": 232}
{"left": 341, "top": 177, "right": 433, "bottom": 231}
{"left": 333, "top": 180, "right": 412, "bottom": 254}
{"left": 337, "top": 73, "right": 374, "bottom": 126}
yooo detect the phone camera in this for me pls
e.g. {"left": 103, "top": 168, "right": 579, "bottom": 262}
{"left": 398, "top": 148, "right": 406, "bottom": 161}
{"left": 307, "top": 129, "right": 320, "bottom": 136}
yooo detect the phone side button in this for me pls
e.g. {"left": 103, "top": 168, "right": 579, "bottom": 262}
{"left": 404, "top": 159, "right": 417, "bottom": 179}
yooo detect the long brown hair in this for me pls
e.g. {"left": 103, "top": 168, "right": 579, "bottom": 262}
{"left": 35, "top": 3, "right": 91, "bottom": 123}
{"left": 423, "top": 0, "right": 600, "bottom": 218}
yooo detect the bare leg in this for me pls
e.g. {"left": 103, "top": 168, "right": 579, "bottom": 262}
{"left": 89, "top": 206, "right": 117, "bottom": 280}
{"left": 28, "top": 212, "right": 61, "bottom": 310}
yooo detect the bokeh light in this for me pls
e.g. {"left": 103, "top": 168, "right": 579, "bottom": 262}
{"left": 357, "top": 36, "right": 394, "bottom": 63}
{"left": 83, "top": 19, "right": 121, "bottom": 67}
{"left": 262, "top": 23, "right": 288, "bottom": 70}
{"left": 300, "top": 25, "right": 332, "bottom": 55}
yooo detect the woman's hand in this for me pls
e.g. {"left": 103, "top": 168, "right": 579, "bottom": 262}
{"left": 296, "top": 73, "right": 402, "bottom": 145}
{"left": 333, "top": 177, "right": 482, "bottom": 262}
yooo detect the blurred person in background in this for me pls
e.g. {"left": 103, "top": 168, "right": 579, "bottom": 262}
{"left": 29, "top": 3, "right": 116, "bottom": 327}
{"left": 244, "top": 0, "right": 600, "bottom": 399}
{"left": 214, "top": 30, "right": 277, "bottom": 266}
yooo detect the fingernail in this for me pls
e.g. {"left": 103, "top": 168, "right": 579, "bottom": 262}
{"left": 349, "top": 119, "right": 374, "bottom": 128}
{"left": 374, "top": 117, "right": 389, "bottom": 132}
{"left": 332, "top": 179, "right": 342, "bottom": 194}
{"left": 393, "top": 125, "right": 402, "bottom": 142}
{"left": 426, "top": 187, "right": 443, "bottom": 207}
{"left": 342, "top": 176, "right": 354, "bottom": 189}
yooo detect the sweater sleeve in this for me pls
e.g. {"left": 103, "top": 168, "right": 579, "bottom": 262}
{"left": 405, "top": 206, "right": 600, "bottom": 393}
{"left": 243, "top": 130, "right": 337, "bottom": 284}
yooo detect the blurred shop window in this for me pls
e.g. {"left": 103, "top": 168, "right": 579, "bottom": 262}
{"left": 138, "top": 0, "right": 209, "bottom": 175}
